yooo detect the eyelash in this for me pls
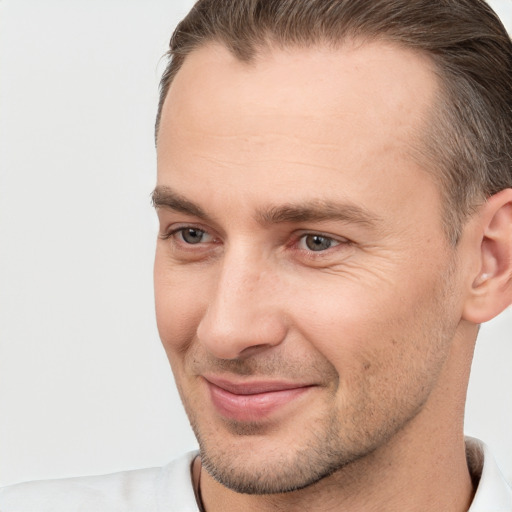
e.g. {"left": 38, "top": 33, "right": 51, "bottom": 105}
{"left": 160, "top": 225, "right": 350, "bottom": 257}
{"left": 160, "top": 226, "right": 213, "bottom": 243}
{"left": 288, "top": 233, "right": 350, "bottom": 261}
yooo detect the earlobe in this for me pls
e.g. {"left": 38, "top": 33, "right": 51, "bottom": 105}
{"left": 462, "top": 188, "right": 512, "bottom": 324}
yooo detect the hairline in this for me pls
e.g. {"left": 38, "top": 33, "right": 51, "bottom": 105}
{"left": 155, "top": 36, "right": 469, "bottom": 244}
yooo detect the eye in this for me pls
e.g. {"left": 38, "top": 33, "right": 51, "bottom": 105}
{"left": 299, "top": 234, "right": 340, "bottom": 252}
{"left": 176, "top": 227, "right": 213, "bottom": 244}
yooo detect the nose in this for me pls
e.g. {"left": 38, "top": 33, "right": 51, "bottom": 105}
{"left": 196, "top": 250, "right": 287, "bottom": 360}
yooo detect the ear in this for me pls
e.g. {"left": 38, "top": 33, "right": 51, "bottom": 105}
{"left": 462, "top": 188, "right": 512, "bottom": 324}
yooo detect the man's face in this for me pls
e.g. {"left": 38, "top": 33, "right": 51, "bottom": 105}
{"left": 154, "top": 42, "right": 466, "bottom": 493}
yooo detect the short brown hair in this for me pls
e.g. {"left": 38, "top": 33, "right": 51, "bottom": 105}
{"left": 156, "top": 0, "right": 512, "bottom": 243}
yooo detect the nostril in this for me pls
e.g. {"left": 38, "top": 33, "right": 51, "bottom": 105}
{"left": 196, "top": 306, "right": 288, "bottom": 360}
{"left": 237, "top": 344, "right": 276, "bottom": 359}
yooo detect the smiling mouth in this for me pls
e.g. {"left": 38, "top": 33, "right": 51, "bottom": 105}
{"left": 203, "top": 375, "right": 315, "bottom": 422}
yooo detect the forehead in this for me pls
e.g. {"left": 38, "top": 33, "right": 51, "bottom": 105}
{"left": 159, "top": 40, "right": 438, "bottom": 148}
{"left": 157, "top": 41, "right": 442, "bottom": 231}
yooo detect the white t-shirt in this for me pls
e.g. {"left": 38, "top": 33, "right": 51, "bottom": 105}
{"left": 0, "top": 438, "right": 510, "bottom": 511}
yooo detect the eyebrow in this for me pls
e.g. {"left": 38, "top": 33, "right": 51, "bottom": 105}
{"left": 152, "top": 186, "right": 382, "bottom": 228}
{"left": 152, "top": 186, "right": 207, "bottom": 219}
{"left": 256, "top": 200, "right": 382, "bottom": 228}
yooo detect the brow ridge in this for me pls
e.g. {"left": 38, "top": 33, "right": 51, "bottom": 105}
{"left": 256, "top": 200, "right": 381, "bottom": 227}
{"left": 152, "top": 186, "right": 381, "bottom": 228}
{"left": 152, "top": 186, "right": 207, "bottom": 218}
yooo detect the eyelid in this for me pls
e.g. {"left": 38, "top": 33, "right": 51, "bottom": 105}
{"left": 295, "top": 230, "right": 350, "bottom": 244}
{"left": 159, "top": 224, "right": 216, "bottom": 243}
{"left": 291, "top": 231, "right": 352, "bottom": 259}
{"left": 297, "top": 235, "right": 339, "bottom": 250}
{"left": 159, "top": 223, "right": 351, "bottom": 255}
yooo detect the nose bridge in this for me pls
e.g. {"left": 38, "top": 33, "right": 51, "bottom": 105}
{"left": 196, "top": 244, "right": 286, "bottom": 359}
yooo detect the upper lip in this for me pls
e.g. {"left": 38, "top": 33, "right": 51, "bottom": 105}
{"left": 203, "top": 375, "right": 315, "bottom": 395}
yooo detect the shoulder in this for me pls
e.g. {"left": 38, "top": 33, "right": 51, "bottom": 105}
{"left": 466, "top": 437, "right": 512, "bottom": 511}
{"left": 0, "top": 451, "right": 199, "bottom": 512}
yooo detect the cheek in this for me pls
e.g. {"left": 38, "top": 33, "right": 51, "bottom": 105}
{"left": 288, "top": 268, "right": 449, "bottom": 383}
{"left": 153, "top": 251, "right": 207, "bottom": 355}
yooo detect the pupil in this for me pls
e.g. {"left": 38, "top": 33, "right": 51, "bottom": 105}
{"left": 183, "top": 229, "right": 203, "bottom": 244}
{"left": 306, "top": 235, "right": 331, "bottom": 251}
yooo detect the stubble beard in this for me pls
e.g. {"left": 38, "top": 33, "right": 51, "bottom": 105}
{"left": 190, "top": 395, "right": 364, "bottom": 494}
{"left": 175, "top": 257, "right": 460, "bottom": 495}
{"left": 175, "top": 352, "right": 364, "bottom": 495}
{"left": 180, "top": 368, "right": 429, "bottom": 496}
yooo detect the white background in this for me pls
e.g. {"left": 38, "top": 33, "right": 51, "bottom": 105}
{"left": 0, "top": 0, "right": 511, "bottom": 487}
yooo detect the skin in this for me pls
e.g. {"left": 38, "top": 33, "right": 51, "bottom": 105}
{"left": 154, "top": 41, "right": 511, "bottom": 511}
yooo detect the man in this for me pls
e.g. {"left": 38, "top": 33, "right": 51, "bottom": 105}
{"left": 1, "top": 0, "right": 511, "bottom": 510}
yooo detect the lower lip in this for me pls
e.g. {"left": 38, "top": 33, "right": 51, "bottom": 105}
{"left": 206, "top": 381, "right": 312, "bottom": 421}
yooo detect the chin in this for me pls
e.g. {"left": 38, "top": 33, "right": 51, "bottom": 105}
{"left": 200, "top": 444, "right": 346, "bottom": 495}
{"left": 190, "top": 411, "right": 373, "bottom": 495}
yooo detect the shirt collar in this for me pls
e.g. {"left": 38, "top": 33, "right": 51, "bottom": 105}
{"left": 466, "top": 437, "right": 512, "bottom": 511}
